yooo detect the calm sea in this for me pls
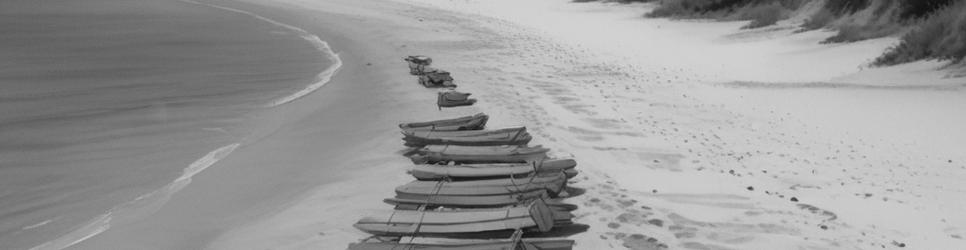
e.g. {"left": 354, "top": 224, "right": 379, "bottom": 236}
{"left": 0, "top": 0, "right": 333, "bottom": 248}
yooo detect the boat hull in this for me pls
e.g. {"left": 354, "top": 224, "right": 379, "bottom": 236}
{"left": 348, "top": 238, "right": 574, "bottom": 250}
{"left": 353, "top": 200, "right": 555, "bottom": 236}
{"left": 409, "top": 159, "right": 577, "bottom": 180}
{"left": 399, "top": 113, "right": 488, "bottom": 131}
{"left": 410, "top": 145, "right": 549, "bottom": 164}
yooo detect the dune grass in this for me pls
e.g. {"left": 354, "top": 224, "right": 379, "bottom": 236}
{"left": 875, "top": 0, "right": 966, "bottom": 65}
{"left": 645, "top": 0, "right": 804, "bottom": 29}
{"left": 610, "top": 0, "right": 966, "bottom": 65}
{"left": 740, "top": 2, "right": 785, "bottom": 29}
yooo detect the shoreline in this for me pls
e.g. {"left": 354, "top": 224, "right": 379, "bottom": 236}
{"left": 32, "top": 1, "right": 346, "bottom": 248}
{"left": 32, "top": 0, "right": 965, "bottom": 249}
{"left": 212, "top": 0, "right": 966, "bottom": 249}
{"left": 64, "top": 0, "right": 494, "bottom": 248}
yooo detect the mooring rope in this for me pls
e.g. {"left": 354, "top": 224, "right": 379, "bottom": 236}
{"left": 402, "top": 179, "right": 446, "bottom": 246}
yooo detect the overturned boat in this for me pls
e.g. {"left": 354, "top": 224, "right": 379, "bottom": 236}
{"left": 437, "top": 91, "right": 476, "bottom": 108}
{"left": 399, "top": 113, "right": 488, "bottom": 131}
{"left": 409, "top": 145, "right": 549, "bottom": 164}
{"left": 409, "top": 159, "right": 578, "bottom": 181}
{"left": 403, "top": 127, "right": 531, "bottom": 147}
{"left": 419, "top": 68, "right": 456, "bottom": 88}
{"left": 353, "top": 200, "right": 556, "bottom": 236}
{"left": 404, "top": 55, "right": 433, "bottom": 75}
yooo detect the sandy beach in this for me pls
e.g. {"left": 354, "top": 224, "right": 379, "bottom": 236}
{"left": 8, "top": 0, "right": 964, "bottom": 249}
{"left": 205, "top": 0, "right": 965, "bottom": 249}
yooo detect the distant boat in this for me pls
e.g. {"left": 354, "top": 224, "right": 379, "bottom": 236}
{"left": 348, "top": 237, "right": 574, "bottom": 250}
{"left": 353, "top": 200, "right": 556, "bottom": 236}
{"left": 403, "top": 127, "right": 532, "bottom": 147}
{"left": 404, "top": 55, "right": 433, "bottom": 75}
{"left": 409, "top": 159, "right": 578, "bottom": 180}
{"left": 399, "top": 113, "right": 488, "bottom": 131}
{"left": 420, "top": 69, "right": 456, "bottom": 88}
{"left": 409, "top": 145, "right": 549, "bottom": 164}
{"left": 437, "top": 91, "right": 476, "bottom": 108}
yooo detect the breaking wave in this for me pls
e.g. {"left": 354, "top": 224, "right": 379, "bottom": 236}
{"left": 178, "top": 0, "right": 343, "bottom": 107}
{"left": 30, "top": 0, "right": 341, "bottom": 249}
{"left": 31, "top": 144, "right": 240, "bottom": 250}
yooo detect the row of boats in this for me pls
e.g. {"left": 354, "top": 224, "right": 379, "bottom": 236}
{"left": 405, "top": 55, "right": 477, "bottom": 108}
{"left": 346, "top": 57, "right": 579, "bottom": 249}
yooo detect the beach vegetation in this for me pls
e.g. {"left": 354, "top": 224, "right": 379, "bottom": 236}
{"left": 740, "top": 2, "right": 786, "bottom": 29}
{"left": 874, "top": 0, "right": 966, "bottom": 65}
{"left": 573, "top": 0, "right": 966, "bottom": 65}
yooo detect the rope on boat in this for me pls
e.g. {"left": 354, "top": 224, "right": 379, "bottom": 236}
{"left": 507, "top": 229, "right": 525, "bottom": 249}
{"left": 508, "top": 128, "right": 525, "bottom": 144}
{"left": 402, "top": 179, "right": 446, "bottom": 246}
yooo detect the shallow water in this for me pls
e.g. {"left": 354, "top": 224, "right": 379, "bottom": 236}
{"left": 0, "top": 0, "right": 329, "bottom": 248}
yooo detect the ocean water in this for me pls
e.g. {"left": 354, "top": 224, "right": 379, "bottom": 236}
{"left": 0, "top": 0, "right": 338, "bottom": 248}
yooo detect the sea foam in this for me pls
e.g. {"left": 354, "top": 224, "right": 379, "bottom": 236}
{"left": 30, "top": 1, "right": 336, "bottom": 249}
{"left": 178, "top": 0, "right": 343, "bottom": 107}
{"left": 31, "top": 143, "right": 239, "bottom": 250}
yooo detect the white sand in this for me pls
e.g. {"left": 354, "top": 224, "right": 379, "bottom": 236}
{"left": 210, "top": 0, "right": 966, "bottom": 249}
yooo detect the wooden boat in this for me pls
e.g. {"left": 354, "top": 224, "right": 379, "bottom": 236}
{"left": 403, "top": 127, "right": 531, "bottom": 147}
{"left": 404, "top": 55, "right": 432, "bottom": 75}
{"left": 353, "top": 200, "right": 555, "bottom": 236}
{"left": 399, "top": 113, "right": 488, "bottom": 131}
{"left": 409, "top": 145, "right": 549, "bottom": 164}
{"left": 406, "top": 127, "right": 526, "bottom": 138}
{"left": 387, "top": 190, "right": 550, "bottom": 208}
{"left": 419, "top": 69, "right": 456, "bottom": 88}
{"left": 386, "top": 194, "right": 580, "bottom": 211}
{"left": 348, "top": 237, "right": 574, "bottom": 250}
{"left": 438, "top": 91, "right": 476, "bottom": 108}
{"left": 409, "top": 159, "right": 577, "bottom": 180}
{"left": 395, "top": 172, "right": 567, "bottom": 198}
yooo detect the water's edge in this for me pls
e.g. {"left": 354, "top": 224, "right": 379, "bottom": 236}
{"left": 28, "top": 1, "right": 343, "bottom": 249}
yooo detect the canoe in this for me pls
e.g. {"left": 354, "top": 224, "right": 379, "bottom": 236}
{"left": 403, "top": 127, "right": 531, "bottom": 147}
{"left": 405, "top": 127, "right": 526, "bottom": 138}
{"left": 353, "top": 200, "right": 555, "bottom": 236}
{"left": 348, "top": 238, "right": 574, "bottom": 250}
{"left": 386, "top": 203, "right": 575, "bottom": 225}
{"left": 438, "top": 91, "right": 476, "bottom": 108}
{"left": 387, "top": 190, "right": 549, "bottom": 208}
{"left": 395, "top": 172, "right": 567, "bottom": 197}
{"left": 409, "top": 159, "right": 577, "bottom": 180}
{"left": 386, "top": 194, "right": 580, "bottom": 212}
{"left": 399, "top": 113, "right": 488, "bottom": 131}
{"left": 410, "top": 145, "right": 549, "bottom": 164}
